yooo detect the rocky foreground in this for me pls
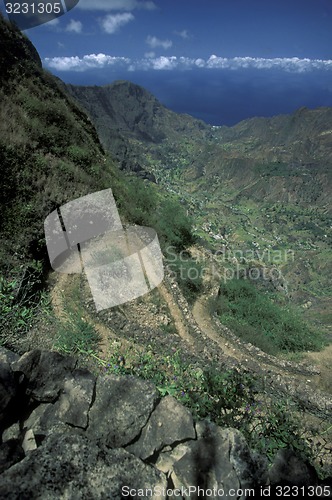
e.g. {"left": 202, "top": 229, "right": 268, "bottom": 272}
{"left": 1, "top": 348, "right": 330, "bottom": 499}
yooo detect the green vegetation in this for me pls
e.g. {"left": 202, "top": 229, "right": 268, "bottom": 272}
{"left": 255, "top": 161, "right": 296, "bottom": 177}
{"left": 0, "top": 264, "right": 51, "bottom": 349}
{"left": 214, "top": 278, "right": 325, "bottom": 354}
{"left": 113, "top": 178, "right": 195, "bottom": 252}
{"left": 54, "top": 312, "right": 100, "bottom": 356}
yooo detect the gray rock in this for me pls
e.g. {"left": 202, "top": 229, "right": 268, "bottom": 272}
{"left": 170, "top": 422, "right": 256, "bottom": 499}
{"left": 87, "top": 374, "right": 158, "bottom": 448}
{"left": 127, "top": 395, "right": 196, "bottom": 459}
{"left": 12, "top": 350, "right": 77, "bottom": 403}
{"left": 24, "top": 402, "right": 65, "bottom": 438}
{"left": 225, "top": 427, "right": 257, "bottom": 489}
{"left": 2, "top": 422, "right": 21, "bottom": 442}
{"left": 155, "top": 442, "right": 193, "bottom": 475}
{"left": 52, "top": 368, "right": 96, "bottom": 428}
{"left": 0, "top": 347, "right": 19, "bottom": 365}
{"left": 23, "top": 369, "right": 96, "bottom": 439}
{"left": 0, "top": 432, "right": 167, "bottom": 500}
{"left": 22, "top": 429, "right": 37, "bottom": 453}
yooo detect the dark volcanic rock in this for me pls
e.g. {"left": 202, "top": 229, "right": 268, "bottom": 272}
{"left": 0, "top": 349, "right": 328, "bottom": 495}
{"left": 23, "top": 368, "right": 96, "bottom": 439}
{"left": 170, "top": 421, "right": 257, "bottom": 495}
{"left": 87, "top": 374, "right": 158, "bottom": 448}
{"left": 0, "top": 348, "right": 20, "bottom": 432}
{"left": 12, "top": 350, "right": 77, "bottom": 403}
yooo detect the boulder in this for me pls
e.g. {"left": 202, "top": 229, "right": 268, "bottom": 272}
{"left": 87, "top": 374, "right": 158, "bottom": 448}
{"left": 126, "top": 395, "right": 196, "bottom": 459}
{"left": 11, "top": 350, "right": 77, "bottom": 403}
{"left": 168, "top": 421, "right": 256, "bottom": 498}
{"left": 51, "top": 368, "right": 96, "bottom": 429}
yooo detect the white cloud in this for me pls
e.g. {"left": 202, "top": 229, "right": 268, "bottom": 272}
{"left": 205, "top": 55, "right": 332, "bottom": 72}
{"left": 44, "top": 53, "right": 332, "bottom": 73}
{"left": 100, "top": 13, "right": 134, "bottom": 34}
{"left": 44, "top": 54, "right": 130, "bottom": 71}
{"left": 195, "top": 58, "right": 205, "bottom": 68}
{"left": 175, "top": 29, "right": 190, "bottom": 40}
{"left": 78, "top": 0, "right": 156, "bottom": 11}
{"left": 65, "top": 20, "right": 83, "bottom": 34}
{"left": 146, "top": 35, "right": 172, "bottom": 50}
{"left": 150, "top": 56, "right": 177, "bottom": 70}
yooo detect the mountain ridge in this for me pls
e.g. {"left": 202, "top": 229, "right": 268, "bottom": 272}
{"left": 68, "top": 79, "right": 332, "bottom": 210}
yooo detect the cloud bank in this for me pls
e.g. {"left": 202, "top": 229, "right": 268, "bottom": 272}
{"left": 44, "top": 53, "right": 332, "bottom": 73}
{"left": 45, "top": 53, "right": 130, "bottom": 71}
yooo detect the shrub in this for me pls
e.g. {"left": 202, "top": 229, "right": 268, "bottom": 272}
{"left": 165, "top": 252, "right": 204, "bottom": 303}
{"left": 152, "top": 199, "right": 195, "bottom": 251}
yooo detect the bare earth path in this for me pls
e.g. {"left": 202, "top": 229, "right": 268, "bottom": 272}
{"left": 49, "top": 266, "right": 332, "bottom": 418}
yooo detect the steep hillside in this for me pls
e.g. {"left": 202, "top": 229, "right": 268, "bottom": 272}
{"left": 0, "top": 15, "right": 107, "bottom": 267}
{"left": 67, "top": 80, "right": 209, "bottom": 144}
{"left": 197, "top": 106, "right": 332, "bottom": 207}
{"left": 0, "top": 14, "right": 195, "bottom": 347}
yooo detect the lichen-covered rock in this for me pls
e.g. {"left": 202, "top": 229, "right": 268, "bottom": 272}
{"left": 0, "top": 432, "right": 167, "bottom": 500}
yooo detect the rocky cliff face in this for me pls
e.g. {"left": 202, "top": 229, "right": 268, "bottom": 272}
{"left": 0, "top": 348, "right": 326, "bottom": 499}
{"left": 66, "top": 80, "right": 210, "bottom": 176}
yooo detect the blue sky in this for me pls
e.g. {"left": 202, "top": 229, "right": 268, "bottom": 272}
{"left": 2, "top": 0, "right": 332, "bottom": 125}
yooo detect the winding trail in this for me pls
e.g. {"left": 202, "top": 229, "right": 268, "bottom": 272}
{"left": 192, "top": 295, "right": 245, "bottom": 362}
{"left": 158, "top": 283, "right": 194, "bottom": 345}
{"left": 49, "top": 264, "right": 332, "bottom": 417}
